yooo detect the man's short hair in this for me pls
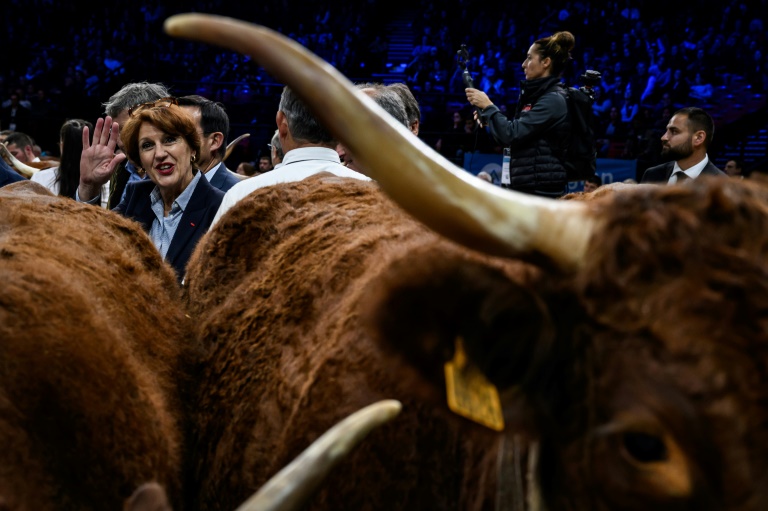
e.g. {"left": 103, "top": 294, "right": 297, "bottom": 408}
{"left": 4, "top": 131, "right": 35, "bottom": 150}
{"left": 675, "top": 106, "right": 714, "bottom": 149}
{"left": 270, "top": 129, "right": 284, "bottom": 161}
{"left": 354, "top": 82, "right": 408, "bottom": 128}
{"left": 586, "top": 174, "right": 602, "bottom": 187}
{"left": 278, "top": 86, "right": 335, "bottom": 145}
{"left": 177, "top": 95, "right": 230, "bottom": 159}
{"left": 387, "top": 82, "right": 421, "bottom": 127}
{"left": 102, "top": 82, "right": 170, "bottom": 117}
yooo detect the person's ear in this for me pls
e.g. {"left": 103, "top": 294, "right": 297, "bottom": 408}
{"left": 209, "top": 132, "right": 224, "bottom": 153}
{"left": 693, "top": 130, "right": 706, "bottom": 147}
{"left": 277, "top": 111, "right": 288, "bottom": 138}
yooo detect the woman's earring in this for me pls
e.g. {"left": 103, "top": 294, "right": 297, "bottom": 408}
{"left": 191, "top": 155, "right": 196, "bottom": 163}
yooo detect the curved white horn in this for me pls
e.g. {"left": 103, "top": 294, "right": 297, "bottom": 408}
{"left": 225, "top": 133, "right": 250, "bottom": 161}
{"left": 234, "top": 400, "right": 402, "bottom": 511}
{"left": 0, "top": 143, "right": 38, "bottom": 178}
{"left": 165, "top": 14, "right": 596, "bottom": 270}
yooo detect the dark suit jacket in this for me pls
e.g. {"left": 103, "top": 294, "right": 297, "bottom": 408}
{"left": 640, "top": 160, "right": 725, "bottom": 184}
{"left": 0, "top": 158, "right": 25, "bottom": 188}
{"left": 114, "top": 175, "right": 224, "bottom": 281}
{"left": 209, "top": 162, "right": 243, "bottom": 192}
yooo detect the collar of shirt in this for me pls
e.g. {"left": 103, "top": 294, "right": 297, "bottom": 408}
{"left": 669, "top": 155, "right": 709, "bottom": 183}
{"left": 203, "top": 161, "right": 223, "bottom": 182}
{"left": 281, "top": 146, "right": 342, "bottom": 166}
{"left": 126, "top": 161, "right": 149, "bottom": 182}
{"left": 149, "top": 171, "right": 202, "bottom": 259}
{"left": 150, "top": 170, "right": 202, "bottom": 219}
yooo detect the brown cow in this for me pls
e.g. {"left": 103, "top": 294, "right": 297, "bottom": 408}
{"left": 167, "top": 14, "right": 768, "bottom": 511}
{"left": 183, "top": 174, "right": 543, "bottom": 510}
{"left": 0, "top": 181, "right": 197, "bottom": 510}
{"left": 0, "top": 182, "right": 402, "bottom": 511}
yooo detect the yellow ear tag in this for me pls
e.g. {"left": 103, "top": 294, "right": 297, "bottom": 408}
{"left": 444, "top": 337, "right": 504, "bottom": 431}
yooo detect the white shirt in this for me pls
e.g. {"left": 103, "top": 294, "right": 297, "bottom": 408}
{"left": 149, "top": 171, "right": 202, "bottom": 258}
{"left": 33, "top": 166, "right": 110, "bottom": 208}
{"left": 667, "top": 155, "right": 710, "bottom": 184}
{"left": 210, "top": 146, "right": 370, "bottom": 228}
{"left": 30, "top": 166, "right": 58, "bottom": 192}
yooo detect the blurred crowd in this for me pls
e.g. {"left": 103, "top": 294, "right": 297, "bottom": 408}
{"left": 2, "top": 0, "right": 767, "bottom": 169}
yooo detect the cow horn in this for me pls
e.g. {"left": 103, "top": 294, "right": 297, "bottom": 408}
{"left": 225, "top": 133, "right": 250, "bottom": 161}
{"left": 164, "top": 14, "right": 596, "bottom": 270}
{"left": 0, "top": 143, "right": 38, "bottom": 178}
{"left": 234, "top": 400, "right": 402, "bottom": 511}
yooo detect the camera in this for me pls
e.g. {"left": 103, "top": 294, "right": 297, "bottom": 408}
{"left": 580, "top": 69, "right": 602, "bottom": 86}
{"left": 456, "top": 44, "right": 474, "bottom": 88}
{"left": 579, "top": 69, "right": 602, "bottom": 101}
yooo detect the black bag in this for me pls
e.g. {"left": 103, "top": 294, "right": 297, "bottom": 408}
{"left": 559, "top": 86, "right": 597, "bottom": 182}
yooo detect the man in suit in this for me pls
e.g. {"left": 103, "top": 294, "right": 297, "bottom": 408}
{"left": 178, "top": 95, "right": 243, "bottom": 192}
{"left": 640, "top": 106, "right": 725, "bottom": 184}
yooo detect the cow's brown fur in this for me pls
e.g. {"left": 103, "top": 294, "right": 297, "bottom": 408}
{"left": 367, "top": 176, "right": 768, "bottom": 510}
{"left": 561, "top": 176, "right": 768, "bottom": 510}
{"left": 186, "top": 173, "right": 768, "bottom": 510}
{"left": 0, "top": 182, "right": 198, "bottom": 510}
{"left": 183, "top": 174, "right": 550, "bottom": 510}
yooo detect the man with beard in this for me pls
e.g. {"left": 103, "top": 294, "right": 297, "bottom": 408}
{"left": 640, "top": 106, "right": 725, "bottom": 184}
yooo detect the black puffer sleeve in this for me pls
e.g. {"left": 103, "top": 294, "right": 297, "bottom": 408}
{"left": 479, "top": 92, "right": 568, "bottom": 149}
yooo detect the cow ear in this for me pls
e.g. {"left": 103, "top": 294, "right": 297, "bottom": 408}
{"left": 360, "top": 246, "right": 555, "bottom": 391}
{"left": 123, "top": 482, "right": 172, "bottom": 511}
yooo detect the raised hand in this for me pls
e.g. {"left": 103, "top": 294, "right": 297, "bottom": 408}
{"left": 78, "top": 116, "right": 127, "bottom": 202}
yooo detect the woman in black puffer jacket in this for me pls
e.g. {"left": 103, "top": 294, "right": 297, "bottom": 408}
{"left": 466, "top": 31, "right": 574, "bottom": 198}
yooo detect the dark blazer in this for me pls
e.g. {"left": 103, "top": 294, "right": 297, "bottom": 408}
{"left": 0, "top": 158, "right": 25, "bottom": 188}
{"left": 114, "top": 175, "right": 224, "bottom": 281}
{"left": 209, "top": 162, "right": 243, "bottom": 192}
{"left": 640, "top": 160, "right": 725, "bottom": 184}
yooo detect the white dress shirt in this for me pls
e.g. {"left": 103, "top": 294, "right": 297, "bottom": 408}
{"left": 667, "top": 155, "right": 710, "bottom": 184}
{"left": 38, "top": 166, "right": 110, "bottom": 208}
{"left": 210, "top": 146, "right": 370, "bottom": 228}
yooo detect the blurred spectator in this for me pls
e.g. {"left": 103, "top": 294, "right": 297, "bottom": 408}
{"left": 269, "top": 129, "right": 284, "bottom": 168}
{"left": 1, "top": 93, "right": 32, "bottom": 133}
{"left": 258, "top": 155, "right": 273, "bottom": 173}
{"left": 236, "top": 162, "right": 259, "bottom": 177}
{"left": 597, "top": 107, "right": 629, "bottom": 157}
{"left": 477, "top": 171, "right": 493, "bottom": 183}
{"left": 4, "top": 131, "right": 40, "bottom": 163}
{"left": 724, "top": 158, "right": 744, "bottom": 178}
{"left": 583, "top": 174, "right": 602, "bottom": 193}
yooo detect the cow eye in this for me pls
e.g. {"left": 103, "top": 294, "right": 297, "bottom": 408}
{"left": 622, "top": 432, "right": 667, "bottom": 463}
